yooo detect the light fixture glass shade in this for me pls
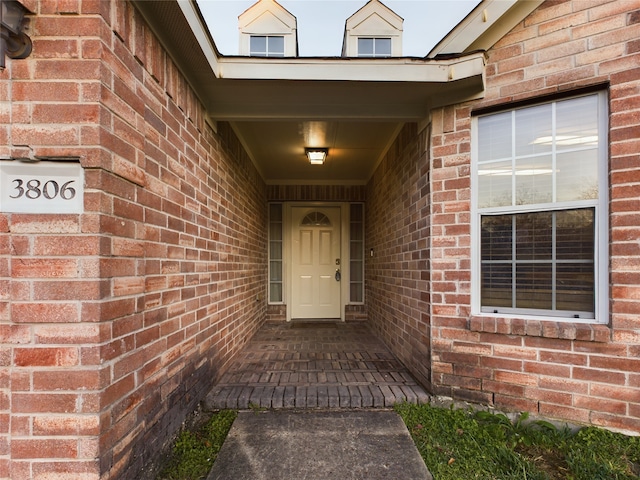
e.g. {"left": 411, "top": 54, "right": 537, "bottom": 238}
{"left": 306, "top": 148, "right": 327, "bottom": 165}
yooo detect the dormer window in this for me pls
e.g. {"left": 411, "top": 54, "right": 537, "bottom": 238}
{"left": 238, "top": 1, "right": 298, "bottom": 57}
{"left": 250, "top": 35, "right": 285, "bottom": 57}
{"left": 357, "top": 37, "right": 391, "bottom": 57}
{"left": 342, "top": 0, "right": 403, "bottom": 57}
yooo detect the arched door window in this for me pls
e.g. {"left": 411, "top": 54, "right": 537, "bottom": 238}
{"left": 300, "top": 211, "right": 331, "bottom": 226}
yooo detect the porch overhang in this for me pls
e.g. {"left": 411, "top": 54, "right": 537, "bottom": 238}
{"left": 132, "top": 0, "right": 487, "bottom": 183}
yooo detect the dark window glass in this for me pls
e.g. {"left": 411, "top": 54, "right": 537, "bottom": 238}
{"left": 481, "top": 209, "right": 595, "bottom": 315}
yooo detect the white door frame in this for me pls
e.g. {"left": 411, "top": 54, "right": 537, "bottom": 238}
{"left": 284, "top": 202, "right": 350, "bottom": 322}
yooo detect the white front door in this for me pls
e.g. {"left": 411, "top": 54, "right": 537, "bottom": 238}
{"left": 290, "top": 206, "right": 341, "bottom": 319}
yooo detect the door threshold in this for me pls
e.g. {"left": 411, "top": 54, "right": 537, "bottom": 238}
{"left": 289, "top": 319, "right": 340, "bottom": 328}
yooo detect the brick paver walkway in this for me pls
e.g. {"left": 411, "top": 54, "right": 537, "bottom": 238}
{"left": 205, "top": 321, "right": 430, "bottom": 409}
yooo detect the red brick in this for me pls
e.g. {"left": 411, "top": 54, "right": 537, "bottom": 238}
{"left": 539, "top": 350, "right": 588, "bottom": 366}
{"left": 12, "top": 302, "right": 79, "bottom": 323}
{"left": 33, "top": 235, "right": 102, "bottom": 256}
{"left": 32, "top": 415, "right": 100, "bottom": 436}
{"left": 590, "top": 384, "right": 640, "bottom": 404}
{"left": 8, "top": 215, "right": 80, "bottom": 234}
{"left": 33, "top": 280, "right": 106, "bottom": 301}
{"left": 11, "top": 439, "right": 77, "bottom": 459}
{"left": 0, "top": 325, "right": 31, "bottom": 344}
{"left": 32, "top": 103, "right": 100, "bottom": 124}
{"left": 590, "top": 355, "right": 640, "bottom": 372}
{"left": 539, "top": 377, "right": 588, "bottom": 395}
{"left": 538, "top": 402, "right": 590, "bottom": 424}
{"left": 591, "top": 413, "right": 640, "bottom": 434}
{"left": 31, "top": 460, "right": 101, "bottom": 479}
{"left": 14, "top": 347, "right": 79, "bottom": 367}
{"left": 33, "top": 368, "right": 106, "bottom": 391}
{"left": 572, "top": 367, "right": 626, "bottom": 385}
{"left": 33, "top": 323, "right": 104, "bottom": 344}
{"left": 494, "top": 370, "right": 537, "bottom": 386}
{"left": 12, "top": 393, "right": 78, "bottom": 414}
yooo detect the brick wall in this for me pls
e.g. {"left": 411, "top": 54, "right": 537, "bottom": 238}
{"left": 366, "top": 123, "right": 432, "bottom": 389}
{"left": 1, "top": 1, "right": 267, "bottom": 479}
{"left": 430, "top": 0, "right": 640, "bottom": 432}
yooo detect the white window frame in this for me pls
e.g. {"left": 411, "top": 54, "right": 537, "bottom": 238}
{"left": 249, "top": 35, "right": 285, "bottom": 57}
{"left": 470, "top": 91, "right": 609, "bottom": 323}
{"left": 357, "top": 37, "right": 392, "bottom": 57}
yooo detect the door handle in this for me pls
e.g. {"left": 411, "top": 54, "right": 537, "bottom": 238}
{"left": 335, "top": 269, "right": 341, "bottom": 282}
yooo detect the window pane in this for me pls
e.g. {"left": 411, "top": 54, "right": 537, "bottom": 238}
{"left": 375, "top": 38, "right": 391, "bottom": 56}
{"left": 481, "top": 215, "right": 512, "bottom": 261}
{"left": 350, "top": 283, "right": 363, "bottom": 303}
{"left": 515, "top": 263, "right": 552, "bottom": 310}
{"left": 268, "top": 36, "right": 284, "bottom": 55}
{"left": 515, "top": 212, "right": 552, "bottom": 260}
{"left": 250, "top": 36, "right": 266, "bottom": 54}
{"left": 350, "top": 242, "right": 362, "bottom": 259}
{"left": 481, "top": 263, "right": 512, "bottom": 308}
{"left": 515, "top": 155, "right": 553, "bottom": 205}
{"left": 515, "top": 103, "right": 552, "bottom": 156}
{"left": 556, "top": 264, "right": 594, "bottom": 313}
{"left": 270, "top": 242, "right": 282, "bottom": 260}
{"left": 478, "top": 112, "right": 512, "bottom": 162}
{"left": 270, "top": 283, "right": 282, "bottom": 303}
{"left": 350, "top": 260, "right": 363, "bottom": 281}
{"left": 478, "top": 160, "right": 513, "bottom": 208}
{"left": 556, "top": 95, "right": 599, "bottom": 151}
{"left": 481, "top": 209, "right": 595, "bottom": 315}
{"left": 349, "top": 203, "right": 364, "bottom": 303}
{"left": 270, "top": 203, "right": 282, "bottom": 221}
{"left": 556, "top": 209, "right": 594, "bottom": 260}
{"left": 557, "top": 149, "right": 598, "bottom": 201}
{"left": 270, "top": 262, "right": 282, "bottom": 281}
{"left": 350, "top": 223, "right": 363, "bottom": 241}
{"left": 270, "top": 223, "right": 282, "bottom": 241}
{"left": 358, "top": 38, "right": 373, "bottom": 56}
{"left": 350, "top": 203, "right": 363, "bottom": 222}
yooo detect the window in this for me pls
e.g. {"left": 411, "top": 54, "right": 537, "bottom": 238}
{"left": 301, "top": 211, "right": 330, "bottom": 226}
{"left": 349, "top": 204, "right": 365, "bottom": 303}
{"left": 250, "top": 35, "right": 285, "bottom": 57}
{"left": 357, "top": 37, "right": 391, "bottom": 57}
{"left": 472, "top": 92, "right": 608, "bottom": 321}
{"left": 269, "top": 203, "right": 283, "bottom": 303}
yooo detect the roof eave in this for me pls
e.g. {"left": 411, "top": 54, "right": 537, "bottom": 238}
{"left": 428, "top": 0, "right": 545, "bottom": 58}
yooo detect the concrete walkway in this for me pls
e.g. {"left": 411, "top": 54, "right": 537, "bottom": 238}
{"left": 205, "top": 321, "right": 430, "bottom": 410}
{"left": 207, "top": 410, "right": 433, "bottom": 480}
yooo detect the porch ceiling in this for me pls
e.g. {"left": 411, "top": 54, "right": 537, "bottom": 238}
{"left": 133, "top": 0, "right": 487, "bottom": 185}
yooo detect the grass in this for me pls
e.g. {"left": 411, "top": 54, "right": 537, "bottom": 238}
{"left": 156, "top": 404, "right": 639, "bottom": 480}
{"left": 395, "top": 402, "right": 640, "bottom": 480}
{"left": 157, "top": 409, "right": 237, "bottom": 480}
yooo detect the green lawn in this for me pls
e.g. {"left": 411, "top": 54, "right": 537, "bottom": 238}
{"left": 395, "top": 402, "right": 640, "bottom": 480}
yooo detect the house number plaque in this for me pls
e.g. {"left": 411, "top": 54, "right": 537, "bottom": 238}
{"left": 0, "top": 160, "right": 84, "bottom": 213}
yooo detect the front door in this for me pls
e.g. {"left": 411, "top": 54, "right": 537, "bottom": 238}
{"left": 290, "top": 206, "right": 341, "bottom": 319}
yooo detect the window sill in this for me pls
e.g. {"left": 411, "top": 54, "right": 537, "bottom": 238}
{"left": 469, "top": 315, "right": 610, "bottom": 343}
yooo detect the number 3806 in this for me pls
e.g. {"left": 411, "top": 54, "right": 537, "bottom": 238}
{"left": 9, "top": 179, "right": 77, "bottom": 200}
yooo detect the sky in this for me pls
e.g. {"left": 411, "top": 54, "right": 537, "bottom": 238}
{"left": 197, "top": 0, "right": 481, "bottom": 57}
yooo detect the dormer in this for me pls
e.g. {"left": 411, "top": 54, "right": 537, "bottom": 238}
{"left": 238, "top": 0, "right": 298, "bottom": 57}
{"left": 342, "top": 0, "right": 403, "bottom": 57}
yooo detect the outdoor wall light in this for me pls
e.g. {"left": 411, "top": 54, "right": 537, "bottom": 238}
{"left": 1, "top": 0, "right": 32, "bottom": 70}
{"left": 306, "top": 147, "right": 328, "bottom": 165}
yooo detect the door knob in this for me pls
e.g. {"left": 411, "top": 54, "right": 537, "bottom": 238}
{"left": 335, "top": 269, "right": 341, "bottom": 281}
